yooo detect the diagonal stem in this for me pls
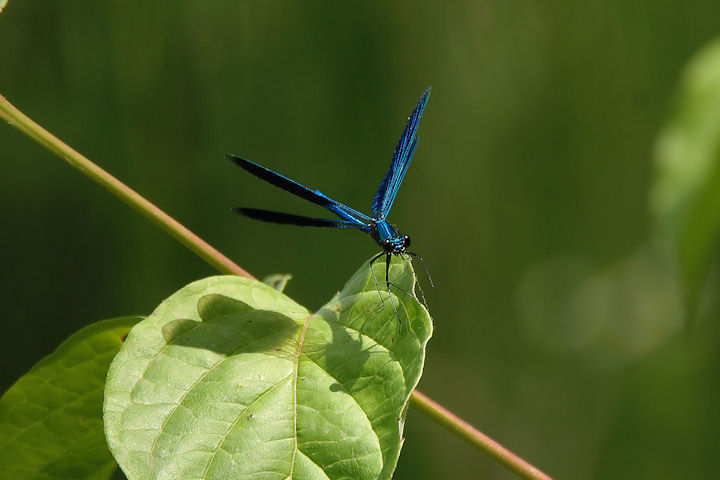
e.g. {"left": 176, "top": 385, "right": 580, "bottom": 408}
{"left": 0, "top": 93, "right": 253, "bottom": 280}
{"left": 0, "top": 91, "right": 551, "bottom": 480}
{"left": 410, "top": 390, "right": 553, "bottom": 480}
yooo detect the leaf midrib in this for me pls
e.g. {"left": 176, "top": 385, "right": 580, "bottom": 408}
{"left": 147, "top": 322, "right": 300, "bottom": 477}
{"left": 287, "top": 312, "right": 313, "bottom": 479}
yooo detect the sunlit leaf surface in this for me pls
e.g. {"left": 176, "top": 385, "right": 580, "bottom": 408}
{"left": 105, "top": 257, "right": 432, "bottom": 480}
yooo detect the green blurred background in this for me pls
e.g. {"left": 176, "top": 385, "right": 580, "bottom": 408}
{"left": 2, "top": 1, "right": 720, "bottom": 478}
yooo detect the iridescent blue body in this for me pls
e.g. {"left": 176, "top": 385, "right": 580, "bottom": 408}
{"left": 371, "top": 220, "right": 410, "bottom": 254}
{"left": 228, "top": 87, "right": 433, "bottom": 321}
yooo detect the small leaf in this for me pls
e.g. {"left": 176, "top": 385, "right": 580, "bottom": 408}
{"left": 104, "top": 257, "right": 432, "bottom": 480}
{"left": 652, "top": 35, "right": 720, "bottom": 315}
{"left": 263, "top": 273, "right": 293, "bottom": 292}
{"left": 0, "top": 316, "right": 142, "bottom": 480}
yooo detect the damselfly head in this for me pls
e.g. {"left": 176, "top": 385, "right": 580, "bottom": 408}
{"left": 382, "top": 235, "right": 409, "bottom": 255}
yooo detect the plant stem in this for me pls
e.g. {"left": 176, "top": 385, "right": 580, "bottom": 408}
{"left": 410, "top": 390, "right": 553, "bottom": 479}
{"left": 1, "top": 92, "right": 551, "bottom": 479}
{"left": 0, "top": 93, "right": 253, "bottom": 280}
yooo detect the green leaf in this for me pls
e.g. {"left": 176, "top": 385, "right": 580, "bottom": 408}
{"left": 104, "top": 257, "right": 432, "bottom": 480}
{"left": 0, "top": 316, "right": 143, "bottom": 480}
{"left": 263, "top": 273, "right": 293, "bottom": 292}
{"left": 652, "top": 35, "right": 720, "bottom": 315}
{"left": 0, "top": 0, "right": 8, "bottom": 14}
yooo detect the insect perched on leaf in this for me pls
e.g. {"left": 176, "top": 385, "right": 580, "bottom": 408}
{"left": 227, "top": 87, "right": 433, "bottom": 321}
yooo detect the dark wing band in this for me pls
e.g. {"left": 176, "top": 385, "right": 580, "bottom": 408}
{"left": 372, "top": 87, "right": 430, "bottom": 220}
